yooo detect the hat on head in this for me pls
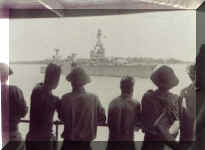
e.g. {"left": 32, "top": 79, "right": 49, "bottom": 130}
{"left": 151, "top": 65, "right": 179, "bottom": 89}
{"left": 66, "top": 67, "right": 91, "bottom": 86}
{"left": 0, "top": 63, "right": 13, "bottom": 76}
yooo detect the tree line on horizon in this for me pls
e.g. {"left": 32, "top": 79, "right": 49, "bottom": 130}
{"left": 10, "top": 56, "right": 191, "bottom": 65}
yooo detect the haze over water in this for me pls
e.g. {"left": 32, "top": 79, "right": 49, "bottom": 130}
{"left": 10, "top": 11, "right": 195, "bottom": 62}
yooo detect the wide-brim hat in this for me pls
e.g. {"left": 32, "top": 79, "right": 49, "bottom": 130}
{"left": 0, "top": 63, "right": 13, "bottom": 76}
{"left": 66, "top": 67, "right": 91, "bottom": 86}
{"left": 151, "top": 65, "right": 179, "bottom": 89}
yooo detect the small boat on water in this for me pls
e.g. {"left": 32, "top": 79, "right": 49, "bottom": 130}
{"left": 40, "top": 29, "right": 156, "bottom": 78}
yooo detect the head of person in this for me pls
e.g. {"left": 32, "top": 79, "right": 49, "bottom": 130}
{"left": 0, "top": 63, "right": 13, "bottom": 85}
{"left": 66, "top": 67, "right": 91, "bottom": 88}
{"left": 151, "top": 65, "right": 179, "bottom": 91}
{"left": 44, "top": 63, "right": 61, "bottom": 90}
{"left": 187, "top": 64, "right": 196, "bottom": 83}
{"left": 120, "top": 76, "right": 135, "bottom": 96}
{"left": 196, "top": 44, "right": 205, "bottom": 90}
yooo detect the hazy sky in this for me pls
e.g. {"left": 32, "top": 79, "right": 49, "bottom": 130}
{"left": 10, "top": 10, "right": 196, "bottom": 62}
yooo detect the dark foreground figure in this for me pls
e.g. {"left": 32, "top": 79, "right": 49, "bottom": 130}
{"left": 178, "top": 64, "right": 196, "bottom": 150}
{"left": 58, "top": 67, "right": 106, "bottom": 150}
{"left": 189, "top": 44, "right": 205, "bottom": 150}
{"left": 141, "top": 65, "right": 180, "bottom": 150}
{"left": 61, "top": 142, "right": 92, "bottom": 150}
{"left": 1, "top": 63, "right": 28, "bottom": 150}
{"left": 26, "top": 63, "right": 61, "bottom": 150}
{"left": 106, "top": 76, "right": 141, "bottom": 150}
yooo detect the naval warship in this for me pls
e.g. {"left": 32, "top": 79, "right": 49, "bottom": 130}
{"left": 41, "top": 29, "right": 156, "bottom": 78}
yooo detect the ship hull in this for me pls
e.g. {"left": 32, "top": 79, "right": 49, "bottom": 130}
{"left": 52, "top": 63, "right": 156, "bottom": 78}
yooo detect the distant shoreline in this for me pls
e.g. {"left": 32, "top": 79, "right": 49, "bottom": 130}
{"left": 10, "top": 61, "right": 192, "bottom": 65}
{"left": 10, "top": 61, "right": 47, "bottom": 65}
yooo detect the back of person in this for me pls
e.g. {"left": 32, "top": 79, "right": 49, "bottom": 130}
{"left": 108, "top": 96, "right": 141, "bottom": 141}
{"left": 106, "top": 76, "right": 138, "bottom": 150}
{"left": 58, "top": 67, "right": 106, "bottom": 144}
{"left": 178, "top": 64, "right": 196, "bottom": 150}
{"left": 28, "top": 83, "right": 59, "bottom": 140}
{"left": 141, "top": 65, "right": 180, "bottom": 150}
{"left": 180, "top": 83, "right": 196, "bottom": 142}
{"left": 141, "top": 89, "right": 179, "bottom": 141}
{"left": 59, "top": 90, "right": 105, "bottom": 141}
{"left": 26, "top": 63, "right": 61, "bottom": 150}
{"left": 1, "top": 63, "right": 28, "bottom": 149}
{"left": 2, "top": 85, "right": 28, "bottom": 141}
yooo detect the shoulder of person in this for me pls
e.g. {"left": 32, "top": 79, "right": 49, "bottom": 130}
{"left": 61, "top": 92, "right": 72, "bottom": 100}
{"left": 128, "top": 98, "right": 139, "bottom": 105}
{"left": 144, "top": 89, "right": 155, "bottom": 96}
{"left": 8, "top": 85, "right": 18, "bottom": 90}
{"left": 9, "top": 85, "right": 23, "bottom": 94}
{"left": 32, "top": 83, "right": 43, "bottom": 93}
{"left": 108, "top": 96, "right": 122, "bottom": 108}
{"left": 86, "top": 92, "right": 99, "bottom": 100}
{"left": 130, "top": 99, "right": 141, "bottom": 109}
{"left": 108, "top": 97, "right": 118, "bottom": 111}
{"left": 168, "top": 92, "right": 179, "bottom": 101}
{"left": 112, "top": 96, "right": 120, "bottom": 102}
{"left": 52, "top": 95, "right": 60, "bottom": 102}
{"left": 142, "top": 89, "right": 155, "bottom": 101}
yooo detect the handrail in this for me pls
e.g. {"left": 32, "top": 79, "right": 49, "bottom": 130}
{"left": 20, "top": 119, "right": 108, "bottom": 140}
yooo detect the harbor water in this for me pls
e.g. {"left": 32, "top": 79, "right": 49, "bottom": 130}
{"left": 9, "top": 64, "right": 191, "bottom": 144}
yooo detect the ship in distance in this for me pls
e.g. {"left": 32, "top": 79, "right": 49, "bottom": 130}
{"left": 40, "top": 29, "right": 157, "bottom": 78}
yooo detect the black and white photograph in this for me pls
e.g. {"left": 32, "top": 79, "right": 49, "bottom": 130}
{"left": 0, "top": 0, "right": 204, "bottom": 150}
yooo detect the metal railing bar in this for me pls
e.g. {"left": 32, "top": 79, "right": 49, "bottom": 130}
{"left": 20, "top": 119, "right": 108, "bottom": 126}
{"left": 20, "top": 119, "right": 108, "bottom": 140}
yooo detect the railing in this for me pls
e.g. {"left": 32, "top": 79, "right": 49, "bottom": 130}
{"left": 20, "top": 119, "right": 108, "bottom": 141}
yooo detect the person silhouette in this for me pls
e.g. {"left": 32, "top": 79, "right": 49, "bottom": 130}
{"left": 179, "top": 64, "right": 196, "bottom": 150}
{"left": 1, "top": 63, "right": 28, "bottom": 150}
{"left": 141, "top": 65, "right": 180, "bottom": 150}
{"left": 189, "top": 44, "right": 205, "bottom": 150}
{"left": 26, "top": 63, "right": 61, "bottom": 150}
{"left": 58, "top": 67, "right": 106, "bottom": 150}
{"left": 106, "top": 76, "right": 141, "bottom": 150}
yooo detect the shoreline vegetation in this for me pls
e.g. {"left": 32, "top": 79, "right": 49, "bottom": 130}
{"left": 10, "top": 57, "right": 192, "bottom": 65}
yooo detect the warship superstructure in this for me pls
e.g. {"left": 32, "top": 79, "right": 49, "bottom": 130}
{"left": 41, "top": 29, "right": 156, "bottom": 78}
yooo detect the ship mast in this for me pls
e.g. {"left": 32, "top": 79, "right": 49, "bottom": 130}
{"left": 90, "top": 29, "right": 105, "bottom": 61}
{"left": 97, "top": 29, "right": 102, "bottom": 46}
{"left": 52, "top": 48, "right": 61, "bottom": 64}
{"left": 54, "top": 48, "right": 60, "bottom": 56}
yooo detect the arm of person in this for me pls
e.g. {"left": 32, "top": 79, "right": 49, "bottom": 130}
{"left": 14, "top": 86, "right": 28, "bottom": 118}
{"left": 107, "top": 106, "right": 112, "bottom": 127}
{"left": 96, "top": 96, "right": 106, "bottom": 125}
{"left": 135, "top": 102, "right": 142, "bottom": 131}
{"left": 141, "top": 91, "right": 155, "bottom": 133}
{"left": 55, "top": 96, "right": 65, "bottom": 127}
{"left": 196, "top": 103, "right": 205, "bottom": 134}
{"left": 56, "top": 96, "right": 64, "bottom": 122}
{"left": 107, "top": 102, "right": 116, "bottom": 128}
